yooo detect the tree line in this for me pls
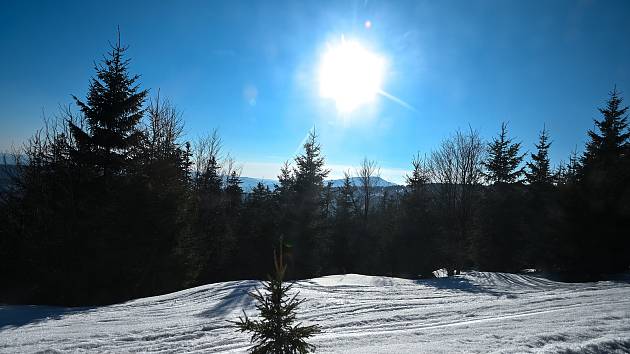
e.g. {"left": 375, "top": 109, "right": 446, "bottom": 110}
{"left": 1, "top": 37, "right": 629, "bottom": 306}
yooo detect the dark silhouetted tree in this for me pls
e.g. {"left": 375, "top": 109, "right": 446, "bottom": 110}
{"left": 189, "top": 131, "right": 231, "bottom": 282}
{"left": 582, "top": 88, "right": 629, "bottom": 171}
{"left": 225, "top": 169, "right": 244, "bottom": 209}
{"left": 69, "top": 31, "right": 148, "bottom": 177}
{"left": 398, "top": 154, "right": 438, "bottom": 277}
{"left": 483, "top": 122, "right": 525, "bottom": 184}
{"left": 576, "top": 87, "right": 630, "bottom": 274}
{"left": 331, "top": 172, "right": 358, "bottom": 273}
{"left": 478, "top": 123, "right": 527, "bottom": 271}
{"left": 525, "top": 127, "right": 552, "bottom": 186}
{"left": 522, "top": 127, "right": 557, "bottom": 269}
{"left": 429, "top": 129, "right": 484, "bottom": 275}
{"left": 286, "top": 130, "right": 330, "bottom": 277}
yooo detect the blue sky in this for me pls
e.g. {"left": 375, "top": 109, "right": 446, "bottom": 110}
{"left": 1, "top": 0, "right": 629, "bottom": 183}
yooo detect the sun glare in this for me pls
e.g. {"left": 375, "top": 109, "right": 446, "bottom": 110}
{"left": 319, "top": 39, "right": 385, "bottom": 113}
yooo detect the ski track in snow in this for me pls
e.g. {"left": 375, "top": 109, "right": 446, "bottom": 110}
{"left": 1, "top": 272, "right": 629, "bottom": 353}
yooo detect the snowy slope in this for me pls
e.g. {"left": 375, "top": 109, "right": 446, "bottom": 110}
{"left": 1, "top": 272, "right": 629, "bottom": 353}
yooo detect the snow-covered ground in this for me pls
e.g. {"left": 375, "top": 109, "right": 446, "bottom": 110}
{"left": 1, "top": 272, "right": 629, "bottom": 353}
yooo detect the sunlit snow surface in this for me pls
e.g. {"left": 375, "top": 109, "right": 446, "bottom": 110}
{"left": 1, "top": 272, "right": 630, "bottom": 353}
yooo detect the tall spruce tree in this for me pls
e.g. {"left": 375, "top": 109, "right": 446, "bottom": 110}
{"left": 483, "top": 122, "right": 525, "bottom": 184}
{"left": 69, "top": 31, "right": 148, "bottom": 177}
{"left": 525, "top": 127, "right": 552, "bottom": 186}
{"left": 577, "top": 88, "right": 630, "bottom": 273}
{"left": 64, "top": 31, "right": 152, "bottom": 303}
{"left": 522, "top": 127, "right": 554, "bottom": 269}
{"left": 288, "top": 130, "right": 330, "bottom": 277}
{"left": 478, "top": 123, "right": 527, "bottom": 271}
{"left": 293, "top": 130, "right": 330, "bottom": 199}
{"left": 581, "top": 87, "right": 629, "bottom": 174}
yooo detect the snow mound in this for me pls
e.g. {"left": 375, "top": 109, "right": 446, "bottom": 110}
{"left": 306, "top": 274, "right": 405, "bottom": 287}
{"left": 1, "top": 273, "right": 629, "bottom": 353}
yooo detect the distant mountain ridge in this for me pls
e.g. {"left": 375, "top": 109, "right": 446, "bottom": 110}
{"left": 327, "top": 176, "right": 398, "bottom": 188}
{"left": 238, "top": 177, "right": 277, "bottom": 191}
{"left": 239, "top": 176, "right": 398, "bottom": 192}
{"left": 0, "top": 164, "right": 398, "bottom": 193}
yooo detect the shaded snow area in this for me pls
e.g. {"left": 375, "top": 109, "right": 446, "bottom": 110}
{"left": 1, "top": 272, "right": 630, "bottom": 353}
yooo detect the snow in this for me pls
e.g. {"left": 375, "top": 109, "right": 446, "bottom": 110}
{"left": 1, "top": 272, "right": 629, "bottom": 353}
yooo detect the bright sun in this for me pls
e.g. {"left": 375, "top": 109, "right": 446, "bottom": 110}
{"left": 319, "top": 39, "right": 385, "bottom": 113}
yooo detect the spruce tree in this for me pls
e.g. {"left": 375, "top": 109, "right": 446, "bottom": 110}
{"left": 337, "top": 172, "right": 357, "bottom": 217}
{"left": 293, "top": 130, "right": 330, "bottom": 199}
{"left": 200, "top": 155, "right": 222, "bottom": 195}
{"left": 69, "top": 31, "right": 148, "bottom": 177}
{"left": 479, "top": 123, "right": 527, "bottom": 271}
{"left": 525, "top": 127, "right": 552, "bottom": 186}
{"left": 404, "top": 154, "right": 431, "bottom": 228}
{"left": 581, "top": 87, "right": 629, "bottom": 174}
{"left": 483, "top": 122, "right": 525, "bottom": 184}
{"left": 225, "top": 170, "right": 244, "bottom": 209}
{"left": 66, "top": 31, "right": 150, "bottom": 303}
{"left": 522, "top": 127, "right": 554, "bottom": 269}
{"left": 286, "top": 130, "right": 330, "bottom": 277}
{"left": 577, "top": 88, "right": 630, "bottom": 273}
{"left": 234, "top": 245, "right": 321, "bottom": 354}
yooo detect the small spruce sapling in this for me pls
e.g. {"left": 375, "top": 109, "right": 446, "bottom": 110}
{"left": 233, "top": 242, "right": 321, "bottom": 353}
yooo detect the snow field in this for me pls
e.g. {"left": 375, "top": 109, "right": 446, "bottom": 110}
{"left": 1, "top": 272, "right": 629, "bottom": 353}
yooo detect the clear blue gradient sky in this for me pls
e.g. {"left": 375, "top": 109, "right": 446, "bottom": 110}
{"left": 1, "top": 0, "right": 629, "bottom": 183}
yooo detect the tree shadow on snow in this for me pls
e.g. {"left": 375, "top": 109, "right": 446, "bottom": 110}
{"left": 196, "top": 282, "right": 257, "bottom": 319}
{"left": 416, "top": 276, "right": 510, "bottom": 298}
{"left": 0, "top": 305, "right": 93, "bottom": 329}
